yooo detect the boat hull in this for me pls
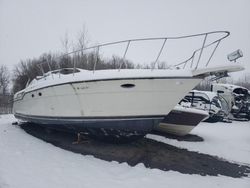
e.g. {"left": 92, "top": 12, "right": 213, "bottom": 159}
{"left": 155, "top": 106, "right": 208, "bottom": 136}
{"left": 15, "top": 113, "right": 164, "bottom": 133}
{"left": 13, "top": 77, "right": 202, "bottom": 134}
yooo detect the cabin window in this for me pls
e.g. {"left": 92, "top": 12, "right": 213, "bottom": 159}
{"left": 38, "top": 92, "right": 42, "bottom": 96}
{"left": 31, "top": 94, "right": 34, "bottom": 98}
{"left": 121, "top": 83, "right": 135, "bottom": 88}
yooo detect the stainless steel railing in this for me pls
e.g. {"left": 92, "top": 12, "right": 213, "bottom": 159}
{"left": 39, "top": 31, "right": 230, "bottom": 75}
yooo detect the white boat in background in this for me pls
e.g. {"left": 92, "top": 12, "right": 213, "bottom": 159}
{"left": 155, "top": 104, "right": 208, "bottom": 136}
{"left": 13, "top": 31, "right": 244, "bottom": 140}
{"left": 184, "top": 90, "right": 230, "bottom": 123}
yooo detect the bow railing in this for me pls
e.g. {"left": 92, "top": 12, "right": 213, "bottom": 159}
{"left": 40, "top": 31, "right": 230, "bottom": 74}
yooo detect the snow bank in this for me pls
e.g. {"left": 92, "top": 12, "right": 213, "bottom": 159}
{"left": 147, "top": 121, "right": 250, "bottom": 165}
{"left": 0, "top": 115, "right": 249, "bottom": 188}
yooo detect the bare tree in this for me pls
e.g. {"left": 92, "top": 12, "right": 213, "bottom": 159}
{"left": 0, "top": 65, "right": 12, "bottom": 114}
{"left": 77, "top": 25, "right": 89, "bottom": 52}
{"left": 75, "top": 26, "right": 89, "bottom": 68}
{"left": 61, "top": 32, "right": 70, "bottom": 54}
{"left": 0, "top": 65, "right": 10, "bottom": 94}
{"left": 60, "top": 32, "right": 72, "bottom": 68}
{"left": 233, "top": 73, "right": 250, "bottom": 89}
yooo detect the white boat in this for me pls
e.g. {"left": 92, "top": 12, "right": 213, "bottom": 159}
{"left": 13, "top": 69, "right": 203, "bottom": 134}
{"left": 13, "top": 66, "right": 242, "bottom": 137}
{"left": 13, "top": 31, "right": 244, "bottom": 139}
{"left": 155, "top": 104, "right": 209, "bottom": 136}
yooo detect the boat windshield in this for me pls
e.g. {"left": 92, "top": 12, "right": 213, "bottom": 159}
{"left": 51, "top": 68, "right": 81, "bottom": 75}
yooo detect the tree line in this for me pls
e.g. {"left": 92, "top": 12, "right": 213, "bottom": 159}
{"left": 0, "top": 65, "right": 12, "bottom": 114}
{"left": 11, "top": 52, "right": 136, "bottom": 94}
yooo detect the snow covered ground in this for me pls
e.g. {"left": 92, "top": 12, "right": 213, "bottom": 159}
{"left": 147, "top": 121, "right": 250, "bottom": 165}
{"left": 0, "top": 114, "right": 249, "bottom": 188}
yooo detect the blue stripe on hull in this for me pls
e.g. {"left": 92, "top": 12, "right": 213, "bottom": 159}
{"left": 15, "top": 113, "right": 164, "bottom": 133}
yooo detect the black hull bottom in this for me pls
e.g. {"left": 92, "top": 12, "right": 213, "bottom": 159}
{"left": 161, "top": 109, "right": 207, "bottom": 126}
{"left": 15, "top": 113, "right": 164, "bottom": 141}
{"left": 155, "top": 108, "right": 208, "bottom": 136}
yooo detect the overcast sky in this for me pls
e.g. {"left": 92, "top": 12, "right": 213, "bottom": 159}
{"left": 0, "top": 0, "right": 249, "bottom": 78}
